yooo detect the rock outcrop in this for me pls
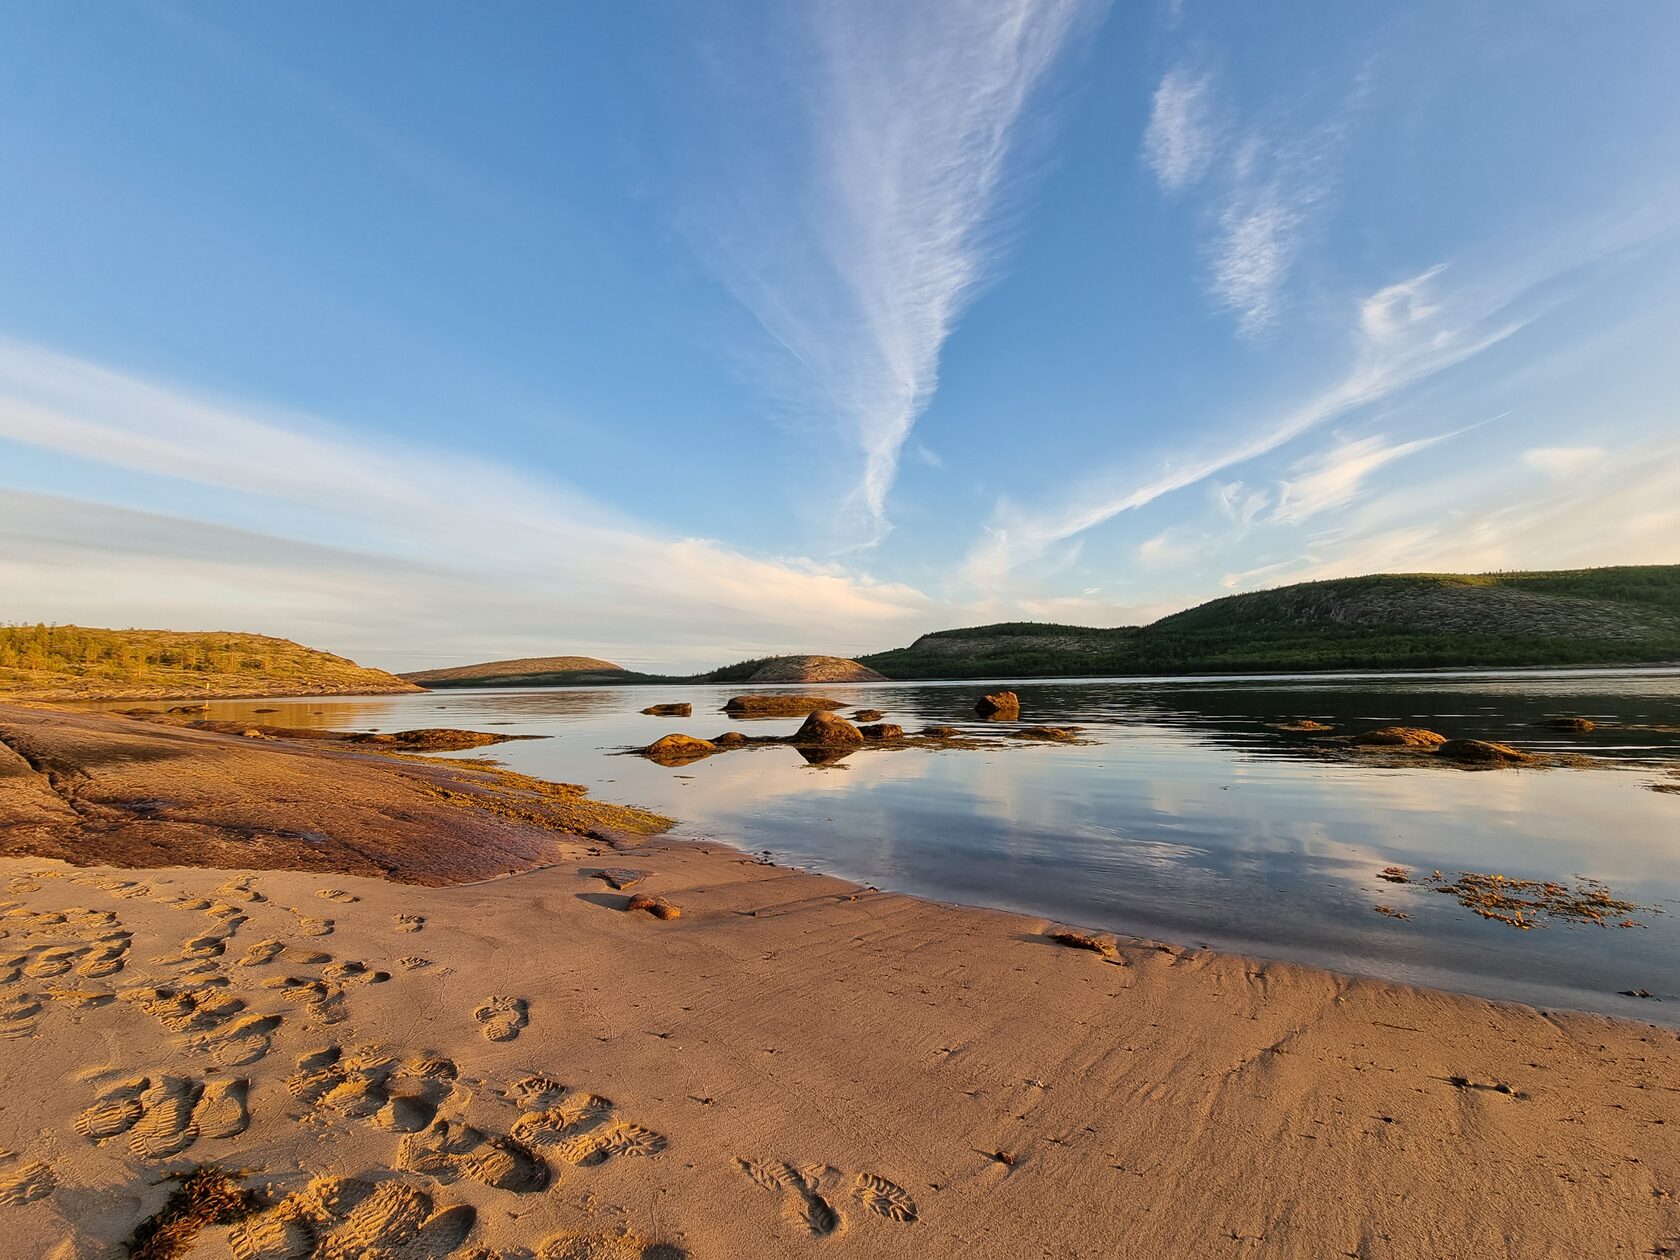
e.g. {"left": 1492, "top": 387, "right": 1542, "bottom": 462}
{"left": 641, "top": 703, "right": 692, "bottom": 717}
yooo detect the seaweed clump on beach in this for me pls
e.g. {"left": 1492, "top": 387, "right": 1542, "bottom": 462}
{"left": 127, "top": 1166, "right": 256, "bottom": 1259}
{"left": 1424, "top": 870, "right": 1651, "bottom": 930}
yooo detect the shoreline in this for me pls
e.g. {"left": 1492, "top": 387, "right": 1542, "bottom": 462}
{"left": 1, "top": 704, "right": 1677, "bottom": 1255}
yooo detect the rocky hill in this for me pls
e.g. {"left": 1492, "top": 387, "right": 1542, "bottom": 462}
{"left": 0, "top": 625, "right": 421, "bottom": 702}
{"left": 860, "top": 565, "right": 1680, "bottom": 679}
{"left": 402, "top": 655, "right": 625, "bottom": 688}
{"left": 740, "top": 655, "right": 886, "bottom": 683}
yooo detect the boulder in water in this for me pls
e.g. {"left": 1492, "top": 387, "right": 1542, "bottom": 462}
{"left": 1542, "top": 716, "right": 1595, "bottom": 732}
{"left": 641, "top": 703, "right": 692, "bottom": 717}
{"left": 723, "top": 695, "right": 845, "bottom": 717}
{"left": 1352, "top": 726, "right": 1446, "bottom": 749}
{"left": 1439, "top": 738, "right": 1536, "bottom": 766}
{"left": 790, "top": 711, "right": 864, "bottom": 746}
{"left": 859, "top": 723, "right": 904, "bottom": 741}
{"left": 975, "top": 691, "right": 1020, "bottom": 720}
{"left": 642, "top": 733, "right": 717, "bottom": 764}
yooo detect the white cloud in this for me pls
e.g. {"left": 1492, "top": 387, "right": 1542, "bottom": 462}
{"left": 1136, "top": 528, "right": 1204, "bottom": 569}
{"left": 689, "top": 0, "right": 1094, "bottom": 545}
{"left": 1522, "top": 446, "right": 1605, "bottom": 478}
{"left": 1143, "top": 68, "right": 1218, "bottom": 191}
{"left": 0, "top": 339, "right": 936, "bottom": 669}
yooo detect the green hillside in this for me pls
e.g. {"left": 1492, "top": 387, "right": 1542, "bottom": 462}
{"left": 858, "top": 565, "right": 1680, "bottom": 679}
{"left": 0, "top": 625, "right": 422, "bottom": 701}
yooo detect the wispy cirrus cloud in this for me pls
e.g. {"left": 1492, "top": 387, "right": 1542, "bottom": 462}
{"left": 1142, "top": 68, "right": 1218, "bottom": 191}
{"left": 1219, "top": 434, "right": 1680, "bottom": 593}
{"left": 1270, "top": 428, "right": 1464, "bottom": 525}
{"left": 0, "top": 339, "right": 936, "bottom": 668}
{"left": 963, "top": 261, "right": 1529, "bottom": 585}
{"left": 1141, "top": 64, "right": 1348, "bottom": 335}
{"left": 689, "top": 0, "right": 1098, "bottom": 545}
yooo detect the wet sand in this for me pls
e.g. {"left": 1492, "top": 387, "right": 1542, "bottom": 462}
{"left": 1, "top": 704, "right": 1677, "bottom": 1257}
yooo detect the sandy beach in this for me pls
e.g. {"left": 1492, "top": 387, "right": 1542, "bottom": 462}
{"left": 1, "top": 704, "right": 1677, "bottom": 1258}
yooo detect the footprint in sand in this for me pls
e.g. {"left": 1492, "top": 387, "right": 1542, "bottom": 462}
{"left": 226, "top": 1175, "right": 474, "bottom": 1260}
{"left": 323, "top": 960, "right": 391, "bottom": 986}
{"left": 217, "top": 877, "right": 266, "bottom": 904}
{"left": 536, "top": 1230, "right": 687, "bottom": 1259}
{"left": 286, "top": 1045, "right": 459, "bottom": 1135}
{"left": 398, "top": 1118, "right": 550, "bottom": 1192}
{"left": 77, "top": 933, "right": 132, "bottom": 978}
{"left": 0, "top": 991, "right": 43, "bottom": 1040}
{"left": 44, "top": 982, "right": 114, "bottom": 1009}
{"left": 290, "top": 913, "right": 335, "bottom": 937}
{"left": 262, "top": 977, "right": 348, "bottom": 1027}
{"left": 506, "top": 1080, "right": 668, "bottom": 1172}
{"left": 75, "top": 1077, "right": 151, "bottom": 1140}
{"left": 238, "top": 939, "right": 285, "bottom": 967}
{"left": 736, "top": 1159, "right": 919, "bottom": 1237}
{"left": 317, "top": 888, "right": 359, "bottom": 904}
{"left": 395, "top": 913, "right": 426, "bottom": 933}
{"left": 0, "top": 1156, "right": 55, "bottom": 1206}
{"left": 195, "top": 1077, "right": 251, "bottom": 1139}
{"left": 474, "top": 995, "right": 527, "bottom": 1042}
{"left": 395, "top": 956, "right": 433, "bottom": 971}
{"left": 121, "top": 983, "right": 246, "bottom": 1034}
{"left": 128, "top": 1076, "right": 205, "bottom": 1158}
{"left": 191, "top": 1011, "right": 283, "bottom": 1066}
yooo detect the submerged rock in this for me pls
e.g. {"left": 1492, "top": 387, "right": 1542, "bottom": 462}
{"left": 920, "top": 724, "right": 961, "bottom": 738}
{"left": 858, "top": 723, "right": 904, "bottom": 741}
{"left": 1352, "top": 725, "right": 1446, "bottom": 749}
{"left": 1011, "top": 725, "right": 1082, "bottom": 742}
{"left": 790, "top": 710, "right": 864, "bottom": 746}
{"left": 342, "top": 728, "right": 538, "bottom": 752}
{"left": 641, "top": 703, "right": 692, "bottom": 717}
{"left": 1277, "top": 719, "right": 1334, "bottom": 733}
{"left": 852, "top": 709, "right": 886, "bottom": 722}
{"left": 1542, "top": 716, "right": 1595, "bottom": 732}
{"left": 641, "top": 733, "right": 717, "bottom": 764}
{"left": 975, "top": 691, "right": 1020, "bottom": 720}
{"left": 723, "top": 694, "right": 845, "bottom": 717}
{"left": 713, "top": 731, "right": 749, "bottom": 748}
{"left": 1438, "top": 738, "right": 1536, "bottom": 766}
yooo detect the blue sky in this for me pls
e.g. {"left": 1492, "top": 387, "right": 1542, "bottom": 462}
{"left": 2, "top": 1, "right": 1678, "bottom": 670}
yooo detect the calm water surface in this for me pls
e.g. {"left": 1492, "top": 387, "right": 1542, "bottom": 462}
{"left": 177, "top": 669, "right": 1680, "bottom": 1024}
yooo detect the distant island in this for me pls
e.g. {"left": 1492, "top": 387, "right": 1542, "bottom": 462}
{"left": 401, "top": 655, "right": 628, "bottom": 687}
{"left": 407, "top": 652, "right": 887, "bottom": 690}
{"left": 0, "top": 625, "right": 419, "bottom": 702}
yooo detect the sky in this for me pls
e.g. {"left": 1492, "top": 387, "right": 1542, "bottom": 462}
{"left": 2, "top": 1, "right": 1678, "bottom": 671}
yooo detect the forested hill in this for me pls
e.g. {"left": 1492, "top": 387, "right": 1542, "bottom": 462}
{"left": 0, "top": 625, "right": 421, "bottom": 701}
{"left": 858, "top": 566, "right": 1680, "bottom": 679}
